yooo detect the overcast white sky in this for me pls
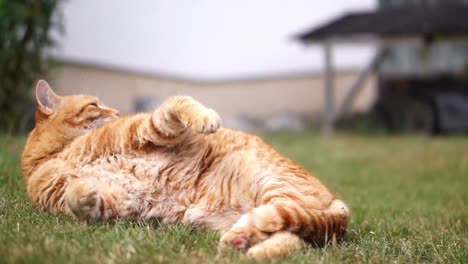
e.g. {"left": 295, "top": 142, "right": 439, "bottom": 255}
{"left": 52, "top": 0, "right": 376, "bottom": 81}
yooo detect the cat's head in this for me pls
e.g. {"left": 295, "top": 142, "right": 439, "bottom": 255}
{"left": 34, "top": 80, "right": 120, "bottom": 138}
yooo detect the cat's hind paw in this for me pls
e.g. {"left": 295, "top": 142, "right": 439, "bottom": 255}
{"left": 219, "top": 232, "right": 251, "bottom": 253}
{"left": 65, "top": 179, "right": 100, "bottom": 223}
{"left": 219, "top": 224, "right": 269, "bottom": 254}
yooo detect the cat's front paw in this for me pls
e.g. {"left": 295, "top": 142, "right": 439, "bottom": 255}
{"left": 160, "top": 96, "right": 222, "bottom": 135}
{"left": 189, "top": 108, "right": 222, "bottom": 134}
{"left": 65, "top": 179, "right": 100, "bottom": 223}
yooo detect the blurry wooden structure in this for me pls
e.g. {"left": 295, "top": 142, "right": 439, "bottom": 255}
{"left": 298, "top": 1, "right": 468, "bottom": 134}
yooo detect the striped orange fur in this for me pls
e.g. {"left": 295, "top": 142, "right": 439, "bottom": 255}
{"left": 21, "top": 80, "right": 349, "bottom": 260}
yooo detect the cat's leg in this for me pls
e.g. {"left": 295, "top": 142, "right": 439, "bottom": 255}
{"left": 65, "top": 96, "right": 222, "bottom": 160}
{"left": 64, "top": 176, "right": 148, "bottom": 223}
{"left": 27, "top": 161, "right": 74, "bottom": 215}
{"left": 219, "top": 200, "right": 349, "bottom": 257}
{"left": 64, "top": 178, "right": 100, "bottom": 223}
{"left": 27, "top": 161, "right": 140, "bottom": 222}
{"left": 183, "top": 206, "right": 243, "bottom": 233}
{"left": 26, "top": 159, "right": 101, "bottom": 223}
{"left": 219, "top": 213, "right": 270, "bottom": 252}
{"left": 130, "top": 95, "right": 222, "bottom": 147}
{"left": 246, "top": 231, "right": 305, "bottom": 260}
{"left": 152, "top": 96, "right": 222, "bottom": 138}
{"left": 27, "top": 163, "right": 100, "bottom": 222}
{"left": 218, "top": 221, "right": 306, "bottom": 260}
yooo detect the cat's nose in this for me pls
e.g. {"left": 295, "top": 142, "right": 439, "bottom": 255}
{"left": 115, "top": 111, "right": 120, "bottom": 117}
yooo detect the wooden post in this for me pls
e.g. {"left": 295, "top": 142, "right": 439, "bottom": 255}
{"left": 322, "top": 40, "right": 335, "bottom": 136}
{"left": 420, "top": 37, "right": 430, "bottom": 76}
{"left": 336, "top": 47, "right": 387, "bottom": 119}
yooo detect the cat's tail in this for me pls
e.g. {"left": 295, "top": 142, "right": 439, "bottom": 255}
{"left": 219, "top": 199, "right": 349, "bottom": 259}
{"left": 304, "top": 199, "right": 349, "bottom": 245}
{"left": 242, "top": 200, "right": 349, "bottom": 260}
{"left": 249, "top": 198, "right": 350, "bottom": 245}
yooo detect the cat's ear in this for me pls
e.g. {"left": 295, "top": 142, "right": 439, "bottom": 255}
{"left": 36, "top": 80, "right": 61, "bottom": 115}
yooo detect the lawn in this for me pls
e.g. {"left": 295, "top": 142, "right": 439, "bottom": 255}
{"left": 0, "top": 133, "right": 466, "bottom": 263}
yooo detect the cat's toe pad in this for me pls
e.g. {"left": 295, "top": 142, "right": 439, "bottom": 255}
{"left": 219, "top": 232, "right": 251, "bottom": 253}
{"left": 230, "top": 233, "right": 250, "bottom": 252}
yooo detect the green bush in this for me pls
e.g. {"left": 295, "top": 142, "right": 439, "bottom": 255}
{"left": 0, "top": 0, "right": 62, "bottom": 133}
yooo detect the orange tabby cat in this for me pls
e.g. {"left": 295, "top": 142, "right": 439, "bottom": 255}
{"left": 21, "top": 80, "right": 349, "bottom": 260}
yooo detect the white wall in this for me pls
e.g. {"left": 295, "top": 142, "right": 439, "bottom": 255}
{"left": 51, "top": 64, "right": 376, "bottom": 118}
{"left": 51, "top": 0, "right": 376, "bottom": 81}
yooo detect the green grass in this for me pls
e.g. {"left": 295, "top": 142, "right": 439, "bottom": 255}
{"left": 0, "top": 133, "right": 467, "bottom": 263}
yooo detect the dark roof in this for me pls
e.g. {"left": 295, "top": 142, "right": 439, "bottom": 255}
{"left": 298, "top": 5, "right": 468, "bottom": 42}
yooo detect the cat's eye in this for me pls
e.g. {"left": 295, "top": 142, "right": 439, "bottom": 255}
{"left": 88, "top": 102, "right": 98, "bottom": 107}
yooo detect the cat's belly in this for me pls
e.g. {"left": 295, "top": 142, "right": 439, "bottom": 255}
{"left": 70, "top": 153, "right": 193, "bottom": 221}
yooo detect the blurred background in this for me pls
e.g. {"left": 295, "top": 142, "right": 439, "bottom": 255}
{"left": 1, "top": 0, "right": 468, "bottom": 135}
